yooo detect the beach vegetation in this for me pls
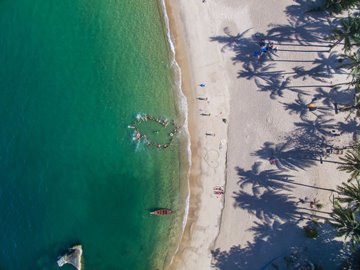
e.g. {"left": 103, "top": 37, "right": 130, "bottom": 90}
{"left": 321, "top": 0, "right": 360, "bottom": 14}
{"left": 330, "top": 201, "right": 360, "bottom": 247}
{"left": 337, "top": 180, "right": 360, "bottom": 210}
{"left": 314, "top": 265, "right": 325, "bottom": 270}
{"left": 340, "top": 248, "right": 360, "bottom": 269}
{"left": 338, "top": 50, "right": 360, "bottom": 76}
{"left": 338, "top": 147, "right": 360, "bottom": 181}
{"left": 315, "top": 202, "right": 324, "bottom": 209}
{"left": 335, "top": 67, "right": 360, "bottom": 116}
{"left": 328, "top": 16, "right": 360, "bottom": 52}
{"left": 323, "top": 1, "right": 360, "bottom": 117}
{"left": 324, "top": 0, "right": 360, "bottom": 117}
{"left": 337, "top": 50, "right": 360, "bottom": 93}
{"left": 332, "top": 81, "right": 360, "bottom": 120}
{"left": 303, "top": 222, "right": 319, "bottom": 238}
{"left": 331, "top": 149, "right": 360, "bottom": 248}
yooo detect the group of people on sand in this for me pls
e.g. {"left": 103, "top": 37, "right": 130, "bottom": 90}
{"left": 254, "top": 38, "right": 278, "bottom": 60}
{"left": 129, "top": 114, "right": 178, "bottom": 149}
{"left": 213, "top": 186, "right": 224, "bottom": 197}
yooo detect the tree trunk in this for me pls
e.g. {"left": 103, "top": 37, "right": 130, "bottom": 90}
{"left": 328, "top": 38, "right": 342, "bottom": 52}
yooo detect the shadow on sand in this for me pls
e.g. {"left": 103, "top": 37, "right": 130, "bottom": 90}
{"left": 210, "top": 1, "right": 358, "bottom": 268}
{"left": 211, "top": 221, "right": 348, "bottom": 269}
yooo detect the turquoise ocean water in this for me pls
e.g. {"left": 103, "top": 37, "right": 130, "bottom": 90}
{"left": 0, "top": 1, "right": 186, "bottom": 269}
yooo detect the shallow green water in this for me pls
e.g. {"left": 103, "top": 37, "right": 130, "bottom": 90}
{"left": 0, "top": 1, "right": 184, "bottom": 269}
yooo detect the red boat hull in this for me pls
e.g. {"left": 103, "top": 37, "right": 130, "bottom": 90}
{"left": 150, "top": 209, "right": 173, "bottom": 216}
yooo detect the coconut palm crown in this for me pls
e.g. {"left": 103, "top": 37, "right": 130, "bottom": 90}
{"left": 323, "top": 0, "right": 360, "bottom": 14}
{"left": 338, "top": 148, "right": 360, "bottom": 181}
{"left": 337, "top": 180, "right": 360, "bottom": 211}
{"left": 329, "top": 16, "right": 360, "bottom": 52}
{"left": 330, "top": 201, "right": 360, "bottom": 246}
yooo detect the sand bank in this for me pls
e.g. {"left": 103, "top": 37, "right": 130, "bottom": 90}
{"left": 166, "top": 0, "right": 356, "bottom": 269}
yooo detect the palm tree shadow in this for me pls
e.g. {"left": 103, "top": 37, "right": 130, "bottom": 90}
{"left": 282, "top": 93, "right": 333, "bottom": 122}
{"left": 251, "top": 114, "right": 340, "bottom": 173}
{"left": 292, "top": 52, "right": 347, "bottom": 82}
{"left": 236, "top": 162, "right": 293, "bottom": 195}
{"left": 284, "top": 0, "right": 329, "bottom": 25}
{"left": 233, "top": 189, "right": 299, "bottom": 221}
{"left": 239, "top": 62, "right": 302, "bottom": 99}
{"left": 314, "top": 87, "right": 354, "bottom": 106}
{"left": 252, "top": 141, "right": 319, "bottom": 171}
{"left": 293, "top": 126, "right": 327, "bottom": 150}
{"left": 212, "top": 220, "right": 349, "bottom": 270}
{"left": 238, "top": 62, "right": 285, "bottom": 80}
{"left": 255, "top": 75, "right": 294, "bottom": 99}
{"left": 208, "top": 0, "right": 335, "bottom": 96}
{"left": 337, "top": 117, "right": 360, "bottom": 141}
{"left": 210, "top": 28, "right": 257, "bottom": 66}
{"left": 266, "top": 17, "right": 330, "bottom": 45}
{"left": 294, "top": 117, "right": 337, "bottom": 138}
{"left": 212, "top": 27, "right": 252, "bottom": 53}
{"left": 267, "top": 0, "right": 331, "bottom": 45}
{"left": 249, "top": 220, "right": 285, "bottom": 241}
{"left": 281, "top": 93, "right": 313, "bottom": 120}
{"left": 311, "top": 52, "right": 346, "bottom": 77}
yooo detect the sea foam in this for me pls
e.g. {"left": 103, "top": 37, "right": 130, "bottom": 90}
{"left": 160, "top": 0, "right": 191, "bottom": 266}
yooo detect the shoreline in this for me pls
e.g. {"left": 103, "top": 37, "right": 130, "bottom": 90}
{"left": 163, "top": 0, "right": 230, "bottom": 269}
{"left": 161, "top": 0, "right": 201, "bottom": 266}
{"left": 158, "top": 0, "right": 192, "bottom": 267}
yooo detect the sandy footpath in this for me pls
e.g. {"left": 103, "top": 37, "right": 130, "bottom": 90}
{"left": 166, "top": 0, "right": 356, "bottom": 269}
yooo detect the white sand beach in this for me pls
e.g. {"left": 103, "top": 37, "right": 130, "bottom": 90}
{"left": 166, "top": 0, "right": 357, "bottom": 269}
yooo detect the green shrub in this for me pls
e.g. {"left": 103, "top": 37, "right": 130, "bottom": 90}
{"left": 304, "top": 225, "right": 319, "bottom": 238}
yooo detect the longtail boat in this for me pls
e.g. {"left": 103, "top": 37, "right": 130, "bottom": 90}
{"left": 150, "top": 209, "right": 173, "bottom": 216}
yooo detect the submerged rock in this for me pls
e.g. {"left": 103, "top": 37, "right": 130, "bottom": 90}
{"left": 57, "top": 245, "right": 82, "bottom": 270}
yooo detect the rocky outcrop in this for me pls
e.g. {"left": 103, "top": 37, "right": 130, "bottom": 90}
{"left": 57, "top": 245, "right": 82, "bottom": 270}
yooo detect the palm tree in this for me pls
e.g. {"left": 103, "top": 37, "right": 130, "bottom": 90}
{"left": 337, "top": 180, "right": 360, "bottom": 211}
{"left": 322, "top": 0, "right": 360, "bottom": 15}
{"left": 332, "top": 83, "right": 360, "bottom": 117}
{"left": 329, "top": 16, "right": 360, "bottom": 52}
{"left": 356, "top": 91, "right": 360, "bottom": 116}
{"left": 333, "top": 60, "right": 360, "bottom": 116}
{"left": 339, "top": 49, "right": 360, "bottom": 75}
{"left": 340, "top": 86, "right": 360, "bottom": 117}
{"left": 330, "top": 201, "right": 360, "bottom": 246}
{"left": 338, "top": 147, "right": 360, "bottom": 181}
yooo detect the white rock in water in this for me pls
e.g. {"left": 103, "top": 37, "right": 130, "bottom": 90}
{"left": 57, "top": 245, "right": 82, "bottom": 270}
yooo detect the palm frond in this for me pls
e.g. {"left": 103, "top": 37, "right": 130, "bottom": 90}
{"left": 337, "top": 180, "right": 360, "bottom": 211}
{"left": 339, "top": 148, "right": 360, "bottom": 181}
{"left": 330, "top": 201, "right": 360, "bottom": 246}
{"left": 323, "top": 0, "right": 360, "bottom": 15}
{"left": 329, "top": 16, "right": 360, "bottom": 52}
